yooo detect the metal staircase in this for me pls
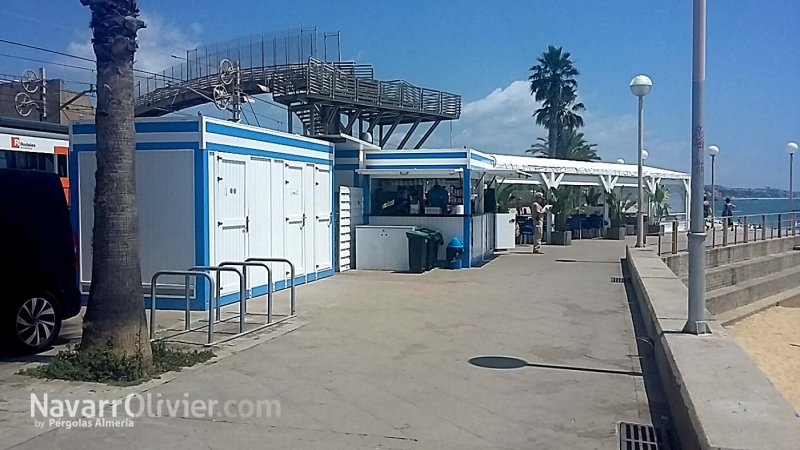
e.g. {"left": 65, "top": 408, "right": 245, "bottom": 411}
{"left": 132, "top": 31, "right": 460, "bottom": 148}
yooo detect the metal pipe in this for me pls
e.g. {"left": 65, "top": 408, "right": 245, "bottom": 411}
{"left": 722, "top": 218, "right": 728, "bottom": 246}
{"left": 184, "top": 275, "right": 190, "bottom": 330}
{"left": 672, "top": 219, "right": 679, "bottom": 254}
{"left": 685, "top": 0, "right": 710, "bottom": 335}
{"left": 636, "top": 96, "right": 645, "bottom": 248}
{"left": 778, "top": 214, "right": 783, "bottom": 238}
{"left": 762, "top": 215, "right": 767, "bottom": 240}
{"left": 220, "top": 261, "right": 273, "bottom": 324}
{"left": 743, "top": 216, "right": 749, "bottom": 243}
{"left": 190, "top": 266, "right": 246, "bottom": 340}
{"left": 148, "top": 271, "right": 214, "bottom": 341}
{"left": 246, "top": 258, "right": 296, "bottom": 315}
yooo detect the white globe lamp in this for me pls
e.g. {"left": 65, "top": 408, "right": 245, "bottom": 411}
{"left": 708, "top": 145, "right": 720, "bottom": 157}
{"left": 629, "top": 75, "right": 653, "bottom": 98}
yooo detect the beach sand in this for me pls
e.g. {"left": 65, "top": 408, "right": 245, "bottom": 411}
{"left": 727, "top": 306, "right": 800, "bottom": 412}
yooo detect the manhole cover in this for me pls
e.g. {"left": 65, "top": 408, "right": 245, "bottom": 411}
{"left": 619, "top": 422, "right": 671, "bottom": 450}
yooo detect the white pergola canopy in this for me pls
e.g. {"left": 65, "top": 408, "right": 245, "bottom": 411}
{"left": 486, "top": 154, "right": 690, "bottom": 193}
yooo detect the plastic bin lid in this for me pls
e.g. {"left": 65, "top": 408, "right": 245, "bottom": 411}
{"left": 447, "top": 237, "right": 464, "bottom": 249}
{"left": 406, "top": 230, "right": 430, "bottom": 239}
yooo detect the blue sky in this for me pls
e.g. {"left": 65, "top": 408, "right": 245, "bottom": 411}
{"left": 2, "top": 0, "right": 799, "bottom": 188}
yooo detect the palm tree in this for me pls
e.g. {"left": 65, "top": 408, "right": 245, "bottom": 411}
{"left": 529, "top": 46, "right": 585, "bottom": 158}
{"left": 80, "top": 0, "right": 151, "bottom": 365}
{"left": 527, "top": 127, "right": 599, "bottom": 161}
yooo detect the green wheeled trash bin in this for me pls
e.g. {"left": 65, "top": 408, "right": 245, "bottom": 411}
{"left": 406, "top": 230, "right": 429, "bottom": 273}
{"left": 417, "top": 228, "right": 444, "bottom": 270}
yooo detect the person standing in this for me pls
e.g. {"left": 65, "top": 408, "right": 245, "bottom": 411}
{"left": 532, "top": 192, "right": 552, "bottom": 254}
{"left": 722, "top": 197, "right": 736, "bottom": 230}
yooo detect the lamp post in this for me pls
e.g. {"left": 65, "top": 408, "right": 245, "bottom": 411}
{"left": 788, "top": 142, "right": 798, "bottom": 232}
{"left": 631, "top": 75, "right": 653, "bottom": 247}
{"left": 685, "top": 0, "right": 709, "bottom": 335}
{"left": 642, "top": 149, "right": 650, "bottom": 223}
{"left": 708, "top": 145, "right": 719, "bottom": 217}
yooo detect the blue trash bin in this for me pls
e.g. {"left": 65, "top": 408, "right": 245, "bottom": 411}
{"left": 446, "top": 237, "right": 464, "bottom": 269}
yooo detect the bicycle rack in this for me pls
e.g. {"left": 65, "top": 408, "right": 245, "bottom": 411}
{"left": 149, "top": 270, "right": 215, "bottom": 341}
{"left": 189, "top": 265, "right": 245, "bottom": 344}
{"left": 219, "top": 261, "right": 273, "bottom": 323}
{"left": 246, "top": 257, "right": 296, "bottom": 316}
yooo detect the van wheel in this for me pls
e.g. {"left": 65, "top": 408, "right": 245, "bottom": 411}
{"left": 7, "top": 292, "right": 62, "bottom": 354}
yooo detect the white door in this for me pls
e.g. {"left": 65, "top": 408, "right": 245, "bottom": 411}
{"left": 314, "top": 165, "right": 332, "bottom": 272}
{"left": 214, "top": 155, "right": 247, "bottom": 293}
{"left": 303, "top": 164, "right": 316, "bottom": 280}
{"left": 284, "top": 162, "right": 305, "bottom": 278}
{"left": 495, "top": 213, "right": 517, "bottom": 250}
{"left": 247, "top": 157, "right": 271, "bottom": 290}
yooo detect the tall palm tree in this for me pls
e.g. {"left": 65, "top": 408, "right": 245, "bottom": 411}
{"left": 528, "top": 127, "right": 599, "bottom": 161}
{"left": 529, "top": 46, "right": 585, "bottom": 157}
{"left": 80, "top": 0, "right": 151, "bottom": 365}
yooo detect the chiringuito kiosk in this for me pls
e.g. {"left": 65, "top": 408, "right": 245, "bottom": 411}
{"left": 345, "top": 147, "right": 518, "bottom": 270}
{"left": 71, "top": 116, "right": 336, "bottom": 310}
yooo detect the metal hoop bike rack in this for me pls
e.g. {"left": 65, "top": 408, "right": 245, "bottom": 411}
{"left": 246, "top": 257, "right": 296, "bottom": 316}
{"left": 219, "top": 261, "right": 273, "bottom": 323}
{"left": 148, "top": 270, "right": 215, "bottom": 341}
{"left": 189, "top": 265, "right": 245, "bottom": 344}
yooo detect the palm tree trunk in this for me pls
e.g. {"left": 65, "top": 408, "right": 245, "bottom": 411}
{"left": 548, "top": 112, "right": 558, "bottom": 158}
{"left": 80, "top": 0, "right": 151, "bottom": 365}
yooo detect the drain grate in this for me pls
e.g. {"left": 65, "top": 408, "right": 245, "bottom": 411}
{"left": 611, "top": 276, "right": 629, "bottom": 283}
{"left": 619, "top": 422, "right": 671, "bottom": 450}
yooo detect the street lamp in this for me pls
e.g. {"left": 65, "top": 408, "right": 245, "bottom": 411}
{"left": 708, "top": 145, "right": 719, "bottom": 218}
{"left": 787, "top": 142, "right": 798, "bottom": 228}
{"left": 631, "top": 74, "right": 653, "bottom": 247}
{"left": 617, "top": 158, "right": 625, "bottom": 164}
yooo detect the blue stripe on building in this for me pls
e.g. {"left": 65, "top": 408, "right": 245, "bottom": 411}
{"left": 73, "top": 142, "right": 200, "bottom": 152}
{"left": 365, "top": 152, "right": 467, "bottom": 160}
{"left": 471, "top": 153, "right": 495, "bottom": 164}
{"left": 194, "top": 149, "right": 210, "bottom": 309}
{"left": 335, "top": 150, "right": 360, "bottom": 159}
{"left": 72, "top": 121, "right": 200, "bottom": 135}
{"left": 206, "top": 143, "right": 333, "bottom": 166}
{"left": 363, "top": 164, "right": 467, "bottom": 170}
{"left": 206, "top": 122, "right": 332, "bottom": 153}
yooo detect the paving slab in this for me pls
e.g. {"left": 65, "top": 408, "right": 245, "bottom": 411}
{"left": 0, "top": 240, "right": 664, "bottom": 450}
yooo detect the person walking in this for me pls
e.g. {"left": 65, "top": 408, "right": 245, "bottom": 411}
{"left": 532, "top": 191, "right": 551, "bottom": 254}
{"left": 722, "top": 197, "right": 736, "bottom": 230}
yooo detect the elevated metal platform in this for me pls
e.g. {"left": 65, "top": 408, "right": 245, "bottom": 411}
{"left": 133, "top": 30, "right": 461, "bottom": 149}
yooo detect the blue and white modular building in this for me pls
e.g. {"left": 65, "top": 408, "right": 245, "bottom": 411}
{"left": 70, "top": 116, "right": 335, "bottom": 310}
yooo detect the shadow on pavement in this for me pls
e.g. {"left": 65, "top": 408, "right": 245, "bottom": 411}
{"left": 468, "top": 356, "right": 643, "bottom": 377}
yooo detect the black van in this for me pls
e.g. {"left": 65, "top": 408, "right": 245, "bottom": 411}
{"left": 0, "top": 168, "right": 81, "bottom": 353}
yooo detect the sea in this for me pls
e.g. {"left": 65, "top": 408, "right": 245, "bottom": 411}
{"left": 712, "top": 198, "right": 796, "bottom": 218}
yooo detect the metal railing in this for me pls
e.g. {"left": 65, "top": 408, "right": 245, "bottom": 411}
{"left": 219, "top": 261, "right": 273, "bottom": 322}
{"left": 246, "top": 257, "right": 296, "bottom": 316}
{"left": 147, "top": 257, "right": 298, "bottom": 346}
{"left": 656, "top": 211, "right": 798, "bottom": 256}
{"left": 149, "top": 270, "right": 215, "bottom": 341}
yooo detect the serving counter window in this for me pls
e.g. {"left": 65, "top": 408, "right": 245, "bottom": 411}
{"left": 370, "top": 177, "right": 466, "bottom": 216}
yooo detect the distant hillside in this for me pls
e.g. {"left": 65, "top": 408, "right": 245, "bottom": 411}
{"left": 705, "top": 185, "right": 798, "bottom": 199}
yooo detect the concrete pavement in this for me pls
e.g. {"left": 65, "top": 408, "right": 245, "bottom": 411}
{"left": 0, "top": 239, "right": 668, "bottom": 449}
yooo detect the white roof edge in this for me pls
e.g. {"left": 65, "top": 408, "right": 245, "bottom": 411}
{"left": 486, "top": 153, "right": 690, "bottom": 180}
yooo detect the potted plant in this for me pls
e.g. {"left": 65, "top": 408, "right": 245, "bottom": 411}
{"left": 548, "top": 186, "right": 575, "bottom": 245}
{"left": 606, "top": 191, "right": 635, "bottom": 240}
{"left": 646, "top": 184, "right": 670, "bottom": 236}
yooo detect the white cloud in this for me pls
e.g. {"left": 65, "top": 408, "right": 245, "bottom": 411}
{"left": 412, "top": 79, "right": 688, "bottom": 173}
{"left": 422, "top": 80, "right": 542, "bottom": 153}
{"left": 67, "top": 13, "right": 202, "bottom": 76}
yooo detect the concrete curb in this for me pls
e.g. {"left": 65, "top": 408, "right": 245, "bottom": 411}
{"left": 626, "top": 246, "right": 800, "bottom": 450}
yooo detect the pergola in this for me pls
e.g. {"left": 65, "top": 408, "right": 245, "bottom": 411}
{"left": 483, "top": 154, "right": 691, "bottom": 240}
